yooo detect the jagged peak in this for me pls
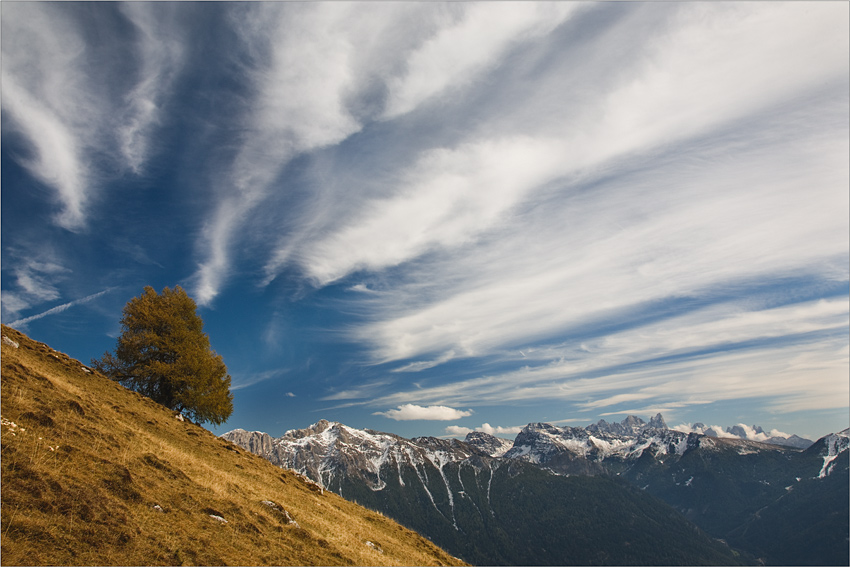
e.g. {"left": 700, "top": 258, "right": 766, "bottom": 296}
{"left": 648, "top": 413, "right": 667, "bottom": 430}
{"left": 465, "top": 431, "right": 494, "bottom": 440}
{"left": 622, "top": 414, "right": 645, "bottom": 427}
{"left": 283, "top": 419, "right": 341, "bottom": 439}
{"left": 464, "top": 431, "right": 514, "bottom": 457}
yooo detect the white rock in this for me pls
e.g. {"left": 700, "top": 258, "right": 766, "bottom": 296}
{"left": 365, "top": 541, "right": 383, "bottom": 553}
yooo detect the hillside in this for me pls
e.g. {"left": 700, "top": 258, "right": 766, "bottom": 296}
{"left": 0, "top": 325, "right": 464, "bottom": 567}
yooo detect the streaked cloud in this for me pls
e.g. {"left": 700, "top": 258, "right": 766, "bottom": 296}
{"left": 383, "top": 3, "right": 580, "bottom": 118}
{"left": 319, "top": 380, "right": 393, "bottom": 402}
{"left": 8, "top": 288, "right": 116, "bottom": 329}
{"left": 193, "top": 2, "right": 410, "bottom": 304}
{"left": 1, "top": 254, "right": 71, "bottom": 322}
{"left": 1, "top": 3, "right": 187, "bottom": 230}
{"left": 392, "top": 351, "right": 458, "bottom": 373}
{"left": 117, "top": 3, "right": 185, "bottom": 173}
{"left": 230, "top": 369, "right": 288, "bottom": 392}
{"left": 362, "top": 297, "right": 849, "bottom": 414}
{"left": 286, "top": 3, "right": 847, "bottom": 301}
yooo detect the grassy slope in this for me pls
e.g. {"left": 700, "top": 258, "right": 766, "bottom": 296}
{"left": 0, "top": 325, "right": 464, "bottom": 567}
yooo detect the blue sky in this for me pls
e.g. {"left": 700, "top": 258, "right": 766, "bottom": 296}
{"left": 2, "top": 2, "right": 848, "bottom": 442}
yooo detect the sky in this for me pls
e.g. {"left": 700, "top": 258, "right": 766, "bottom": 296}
{"left": 2, "top": 2, "right": 848, "bottom": 443}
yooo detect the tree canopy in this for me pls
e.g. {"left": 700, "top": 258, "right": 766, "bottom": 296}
{"left": 93, "top": 286, "right": 233, "bottom": 426}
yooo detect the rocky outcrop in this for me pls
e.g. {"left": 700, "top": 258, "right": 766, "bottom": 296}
{"left": 221, "top": 428, "right": 274, "bottom": 457}
{"left": 464, "top": 431, "right": 513, "bottom": 457}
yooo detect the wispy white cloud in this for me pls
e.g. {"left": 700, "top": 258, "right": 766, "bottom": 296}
{"left": 392, "top": 351, "right": 458, "bottom": 373}
{"left": 347, "top": 114, "right": 847, "bottom": 365}
{"left": 117, "top": 3, "right": 185, "bottom": 173}
{"left": 2, "top": 75, "right": 90, "bottom": 230}
{"left": 1, "top": 3, "right": 107, "bottom": 229}
{"left": 230, "top": 368, "right": 288, "bottom": 391}
{"left": 243, "top": 5, "right": 846, "bottom": 420}
{"left": 1, "top": 3, "right": 186, "bottom": 230}
{"left": 361, "top": 297, "right": 848, "bottom": 415}
{"left": 192, "top": 3, "right": 375, "bottom": 304}
{"left": 374, "top": 404, "right": 472, "bottom": 421}
{"left": 383, "top": 3, "right": 580, "bottom": 118}
{"left": 299, "top": 135, "right": 569, "bottom": 287}
{"left": 197, "top": 3, "right": 586, "bottom": 305}
{"left": 348, "top": 284, "right": 380, "bottom": 295}
{"left": 8, "top": 288, "right": 116, "bottom": 329}
{"left": 4, "top": 3, "right": 846, "bottom": 436}
{"left": 319, "top": 380, "right": 393, "bottom": 402}
{"left": 13, "top": 261, "right": 68, "bottom": 301}
{"left": 0, "top": 3, "right": 192, "bottom": 341}
{"left": 1, "top": 254, "right": 71, "bottom": 322}
{"left": 288, "top": 3, "right": 847, "bottom": 303}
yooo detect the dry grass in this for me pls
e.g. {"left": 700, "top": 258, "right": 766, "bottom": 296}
{"left": 0, "top": 325, "right": 465, "bottom": 567}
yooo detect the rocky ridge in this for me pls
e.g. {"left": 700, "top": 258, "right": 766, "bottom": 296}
{"left": 225, "top": 419, "right": 483, "bottom": 493}
{"left": 463, "top": 431, "right": 513, "bottom": 457}
{"left": 222, "top": 414, "right": 847, "bottom": 566}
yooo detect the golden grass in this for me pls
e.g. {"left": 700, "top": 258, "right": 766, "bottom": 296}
{"left": 0, "top": 325, "right": 465, "bottom": 566}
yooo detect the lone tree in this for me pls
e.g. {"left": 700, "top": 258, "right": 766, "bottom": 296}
{"left": 93, "top": 285, "right": 233, "bottom": 426}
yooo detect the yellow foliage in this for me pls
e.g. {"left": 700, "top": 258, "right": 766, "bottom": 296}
{"left": 93, "top": 286, "right": 233, "bottom": 426}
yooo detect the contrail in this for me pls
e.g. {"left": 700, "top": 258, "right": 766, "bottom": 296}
{"left": 8, "top": 287, "right": 116, "bottom": 327}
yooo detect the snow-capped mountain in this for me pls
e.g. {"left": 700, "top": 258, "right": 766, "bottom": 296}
{"left": 812, "top": 427, "right": 849, "bottom": 478}
{"left": 501, "top": 414, "right": 823, "bottom": 479}
{"left": 223, "top": 414, "right": 831, "bottom": 489}
{"left": 222, "top": 419, "right": 742, "bottom": 566}
{"left": 464, "top": 431, "right": 513, "bottom": 457}
{"left": 222, "top": 416, "right": 848, "bottom": 566}
{"left": 587, "top": 412, "right": 668, "bottom": 435}
{"left": 223, "top": 419, "right": 483, "bottom": 493}
{"left": 505, "top": 415, "right": 695, "bottom": 475}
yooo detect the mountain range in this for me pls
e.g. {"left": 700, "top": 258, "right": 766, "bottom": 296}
{"left": 224, "top": 414, "right": 849, "bottom": 565}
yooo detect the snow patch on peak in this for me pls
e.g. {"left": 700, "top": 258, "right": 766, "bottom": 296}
{"left": 505, "top": 419, "right": 690, "bottom": 465}
{"left": 465, "top": 431, "right": 514, "bottom": 457}
{"left": 817, "top": 430, "right": 849, "bottom": 479}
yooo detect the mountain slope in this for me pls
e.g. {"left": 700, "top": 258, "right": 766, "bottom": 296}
{"left": 726, "top": 449, "right": 848, "bottom": 566}
{"left": 495, "top": 418, "right": 849, "bottom": 566}
{"left": 0, "top": 325, "right": 463, "bottom": 567}
{"left": 722, "top": 430, "right": 849, "bottom": 566}
{"left": 225, "top": 421, "right": 743, "bottom": 565}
